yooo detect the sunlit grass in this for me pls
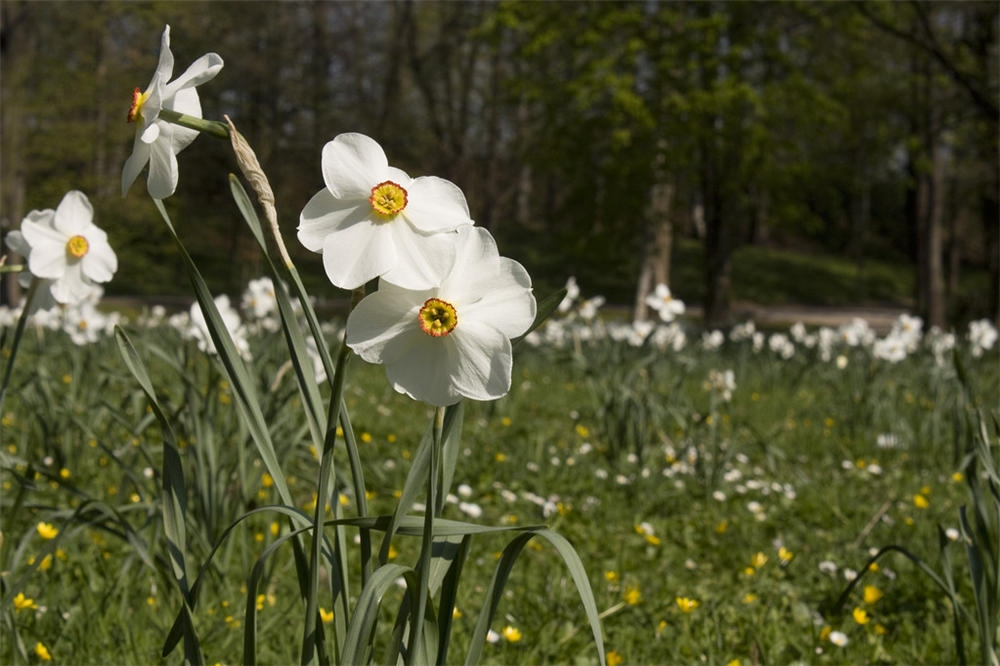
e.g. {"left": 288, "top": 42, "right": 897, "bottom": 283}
{"left": 1, "top": 319, "right": 996, "bottom": 664}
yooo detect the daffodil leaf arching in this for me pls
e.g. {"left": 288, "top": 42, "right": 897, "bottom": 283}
{"left": 512, "top": 287, "right": 567, "bottom": 349}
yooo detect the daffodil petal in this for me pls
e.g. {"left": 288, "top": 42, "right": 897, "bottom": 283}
{"left": 379, "top": 222, "right": 456, "bottom": 291}
{"left": 16, "top": 210, "right": 55, "bottom": 247}
{"left": 81, "top": 231, "right": 118, "bottom": 283}
{"left": 403, "top": 176, "right": 473, "bottom": 233}
{"left": 146, "top": 136, "right": 180, "bottom": 200}
{"left": 449, "top": 322, "right": 513, "bottom": 401}
{"left": 25, "top": 236, "right": 68, "bottom": 280}
{"left": 140, "top": 122, "right": 161, "bottom": 144}
{"left": 4, "top": 230, "right": 30, "bottom": 256}
{"left": 321, "top": 133, "right": 390, "bottom": 200}
{"left": 154, "top": 26, "right": 175, "bottom": 84}
{"left": 345, "top": 285, "right": 426, "bottom": 362}
{"left": 166, "top": 52, "right": 223, "bottom": 94}
{"left": 53, "top": 190, "right": 93, "bottom": 236}
{"left": 166, "top": 87, "right": 201, "bottom": 154}
{"left": 321, "top": 217, "right": 396, "bottom": 290}
{"left": 457, "top": 258, "right": 535, "bottom": 338}
{"left": 49, "top": 263, "right": 92, "bottom": 304}
{"left": 297, "top": 188, "right": 369, "bottom": 252}
{"left": 121, "top": 138, "right": 151, "bottom": 196}
{"left": 381, "top": 334, "right": 462, "bottom": 406}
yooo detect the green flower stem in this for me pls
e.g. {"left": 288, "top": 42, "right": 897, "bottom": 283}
{"left": 0, "top": 278, "right": 39, "bottom": 414}
{"left": 0, "top": 264, "right": 25, "bottom": 273}
{"left": 301, "top": 335, "right": 352, "bottom": 665}
{"left": 406, "top": 405, "right": 446, "bottom": 663}
{"left": 158, "top": 108, "right": 230, "bottom": 140}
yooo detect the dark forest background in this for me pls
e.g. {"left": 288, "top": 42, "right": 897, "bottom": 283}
{"left": 1, "top": 1, "right": 997, "bottom": 327}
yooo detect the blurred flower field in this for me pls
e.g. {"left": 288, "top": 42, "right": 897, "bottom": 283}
{"left": 1, "top": 279, "right": 997, "bottom": 664}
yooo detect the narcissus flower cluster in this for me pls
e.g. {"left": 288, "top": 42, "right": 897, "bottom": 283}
{"left": 300, "top": 133, "right": 535, "bottom": 406}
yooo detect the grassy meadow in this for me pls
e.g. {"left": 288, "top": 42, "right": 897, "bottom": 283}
{"left": 1, "top": 294, "right": 997, "bottom": 665}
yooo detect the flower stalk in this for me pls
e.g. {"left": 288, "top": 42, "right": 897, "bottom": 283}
{"left": 406, "top": 404, "right": 446, "bottom": 663}
{"left": 158, "top": 108, "right": 230, "bottom": 140}
{"left": 0, "top": 278, "right": 39, "bottom": 412}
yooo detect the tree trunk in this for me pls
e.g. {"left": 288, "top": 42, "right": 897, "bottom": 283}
{"left": 914, "top": 121, "right": 947, "bottom": 328}
{"left": 634, "top": 181, "right": 674, "bottom": 321}
{"left": 703, "top": 201, "right": 733, "bottom": 329}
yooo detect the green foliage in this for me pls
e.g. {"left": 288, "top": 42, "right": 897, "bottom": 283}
{"left": 3, "top": 308, "right": 998, "bottom": 663}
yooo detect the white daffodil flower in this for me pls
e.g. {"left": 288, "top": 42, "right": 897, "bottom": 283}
{"left": 122, "top": 25, "right": 223, "bottom": 199}
{"left": 17, "top": 191, "right": 117, "bottom": 305}
{"left": 345, "top": 226, "right": 535, "bottom": 406}
{"left": 298, "top": 132, "right": 474, "bottom": 290}
{"left": 645, "top": 283, "right": 685, "bottom": 322}
{"left": 187, "top": 294, "right": 252, "bottom": 360}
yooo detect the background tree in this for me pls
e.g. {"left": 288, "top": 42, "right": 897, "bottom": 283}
{"left": 1, "top": 0, "right": 996, "bottom": 326}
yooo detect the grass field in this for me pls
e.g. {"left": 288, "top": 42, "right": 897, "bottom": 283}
{"left": 1, "top": 291, "right": 997, "bottom": 665}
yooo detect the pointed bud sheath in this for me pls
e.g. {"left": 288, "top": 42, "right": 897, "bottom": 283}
{"left": 226, "top": 116, "right": 293, "bottom": 269}
{"left": 226, "top": 116, "right": 273, "bottom": 211}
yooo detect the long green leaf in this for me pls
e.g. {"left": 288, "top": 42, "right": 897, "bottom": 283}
{"left": 378, "top": 404, "right": 464, "bottom": 563}
{"left": 340, "top": 563, "right": 411, "bottom": 666}
{"left": 114, "top": 326, "right": 202, "bottom": 665}
{"left": 464, "top": 528, "right": 605, "bottom": 666}
{"left": 152, "top": 199, "right": 294, "bottom": 509}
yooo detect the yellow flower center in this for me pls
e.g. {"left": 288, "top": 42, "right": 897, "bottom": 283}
{"left": 369, "top": 180, "right": 408, "bottom": 217}
{"left": 66, "top": 235, "right": 89, "bottom": 258}
{"left": 418, "top": 298, "right": 458, "bottom": 337}
{"left": 127, "top": 87, "right": 151, "bottom": 123}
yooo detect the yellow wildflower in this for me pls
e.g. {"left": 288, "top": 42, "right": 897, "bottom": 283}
{"left": 35, "top": 642, "right": 52, "bottom": 661}
{"left": 502, "top": 625, "right": 522, "bottom": 642}
{"left": 607, "top": 651, "right": 624, "bottom": 666}
{"left": 778, "top": 546, "right": 794, "bottom": 563}
{"left": 13, "top": 592, "right": 37, "bottom": 611}
{"left": 853, "top": 607, "right": 871, "bottom": 625}
{"left": 320, "top": 607, "right": 334, "bottom": 623}
{"left": 913, "top": 494, "right": 929, "bottom": 509}
{"left": 751, "top": 552, "right": 768, "bottom": 568}
{"left": 36, "top": 522, "right": 58, "bottom": 540}
{"left": 623, "top": 585, "right": 641, "bottom": 605}
{"left": 863, "top": 585, "right": 883, "bottom": 605}
{"left": 676, "top": 597, "right": 700, "bottom": 613}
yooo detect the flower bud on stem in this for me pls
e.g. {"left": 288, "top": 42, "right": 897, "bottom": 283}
{"left": 224, "top": 115, "right": 295, "bottom": 269}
